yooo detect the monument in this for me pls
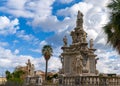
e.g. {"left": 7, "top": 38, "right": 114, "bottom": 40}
{"left": 15, "top": 59, "right": 42, "bottom": 85}
{"left": 26, "top": 59, "right": 35, "bottom": 76}
{"left": 59, "top": 10, "right": 98, "bottom": 76}
{"left": 15, "top": 59, "right": 35, "bottom": 76}
{"left": 58, "top": 10, "right": 120, "bottom": 86}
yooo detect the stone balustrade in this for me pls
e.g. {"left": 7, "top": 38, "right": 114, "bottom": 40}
{"left": 59, "top": 76, "right": 120, "bottom": 86}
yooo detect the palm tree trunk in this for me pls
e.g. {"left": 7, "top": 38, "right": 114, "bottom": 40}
{"left": 45, "top": 59, "right": 48, "bottom": 81}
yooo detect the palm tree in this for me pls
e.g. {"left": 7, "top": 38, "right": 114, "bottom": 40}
{"left": 42, "top": 45, "right": 53, "bottom": 81}
{"left": 103, "top": 0, "right": 120, "bottom": 53}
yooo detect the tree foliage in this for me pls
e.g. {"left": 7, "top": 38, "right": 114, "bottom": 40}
{"left": 103, "top": 0, "right": 120, "bottom": 53}
{"left": 47, "top": 73, "right": 58, "bottom": 81}
{"left": 5, "top": 70, "right": 25, "bottom": 84}
{"left": 42, "top": 45, "right": 53, "bottom": 60}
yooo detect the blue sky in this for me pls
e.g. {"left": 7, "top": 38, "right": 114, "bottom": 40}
{"left": 0, "top": 0, "right": 120, "bottom": 76}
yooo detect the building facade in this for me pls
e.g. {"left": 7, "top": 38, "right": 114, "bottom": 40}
{"left": 0, "top": 77, "right": 7, "bottom": 85}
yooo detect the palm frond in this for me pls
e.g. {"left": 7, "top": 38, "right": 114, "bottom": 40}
{"left": 42, "top": 45, "right": 53, "bottom": 60}
{"left": 103, "top": 0, "right": 120, "bottom": 53}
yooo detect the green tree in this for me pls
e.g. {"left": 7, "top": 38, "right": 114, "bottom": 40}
{"left": 42, "top": 45, "right": 53, "bottom": 81}
{"left": 52, "top": 73, "right": 58, "bottom": 79}
{"left": 5, "top": 70, "right": 25, "bottom": 85}
{"left": 5, "top": 70, "right": 12, "bottom": 80}
{"left": 103, "top": 0, "right": 120, "bottom": 53}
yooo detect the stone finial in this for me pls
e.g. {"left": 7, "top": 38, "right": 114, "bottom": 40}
{"left": 63, "top": 36, "right": 67, "bottom": 46}
{"left": 90, "top": 39, "right": 94, "bottom": 49}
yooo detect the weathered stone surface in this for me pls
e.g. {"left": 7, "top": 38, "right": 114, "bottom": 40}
{"left": 60, "top": 10, "right": 98, "bottom": 76}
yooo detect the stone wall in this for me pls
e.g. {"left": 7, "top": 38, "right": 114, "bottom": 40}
{"left": 59, "top": 76, "right": 120, "bottom": 86}
{"left": 25, "top": 76, "right": 42, "bottom": 86}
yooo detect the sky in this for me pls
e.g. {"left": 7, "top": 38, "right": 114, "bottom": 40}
{"left": 0, "top": 0, "right": 120, "bottom": 76}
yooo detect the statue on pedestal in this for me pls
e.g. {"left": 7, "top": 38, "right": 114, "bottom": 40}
{"left": 77, "top": 11, "right": 83, "bottom": 20}
{"left": 95, "top": 58, "right": 99, "bottom": 74}
{"left": 76, "top": 55, "right": 83, "bottom": 74}
{"left": 76, "top": 10, "right": 83, "bottom": 27}
{"left": 72, "top": 55, "right": 83, "bottom": 74}
{"left": 82, "top": 32, "right": 87, "bottom": 43}
{"left": 63, "top": 36, "right": 67, "bottom": 46}
{"left": 90, "top": 39, "right": 94, "bottom": 49}
{"left": 26, "top": 59, "right": 35, "bottom": 76}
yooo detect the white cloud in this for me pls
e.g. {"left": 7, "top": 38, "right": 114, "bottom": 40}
{"left": 32, "top": 15, "right": 75, "bottom": 33}
{"left": 7, "top": 0, "right": 27, "bottom": 10}
{"left": 0, "top": 0, "right": 55, "bottom": 19}
{"left": 0, "top": 47, "right": 14, "bottom": 59}
{"left": 0, "top": 42, "right": 9, "bottom": 47}
{"left": 84, "top": 0, "right": 109, "bottom": 7}
{"left": 0, "top": 16, "right": 10, "bottom": 29}
{"left": 30, "top": 40, "right": 48, "bottom": 53}
{"left": 97, "top": 38, "right": 106, "bottom": 44}
{"left": 57, "top": 2, "right": 93, "bottom": 18}
{"left": 86, "top": 29, "right": 98, "bottom": 40}
{"left": 16, "top": 30, "right": 33, "bottom": 41}
{"left": 0, "top": 46, "right": 61, "bottom": 76}
{"left": 0, "top": 0, "right": 71, "bottom": 33}
{"left": 14, "top": 49, "right": 19, "bottom": 55}
{"left": 16, "top": 30, "right": 39, "bottom": 44}
{"left": 48, "top": 57, "right": 61, "bottom": 71}
{"left": 36, "top": 56, "right": 61, "bottom": 72}
{"left": 0, "top": 16, "right": 19, "bottom": 35}
{"left": 40, "top": 40, "right": 47, "bottom": 46}
{"left": 96, "top": 49, "right": 120, "bottom": 74}
{"left": 57, "top": 0, "right": 73, "bottom": 4}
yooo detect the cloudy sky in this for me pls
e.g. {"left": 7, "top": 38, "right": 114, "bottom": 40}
{"left": 0, "top": 0, "right": 120, "bottom": 76}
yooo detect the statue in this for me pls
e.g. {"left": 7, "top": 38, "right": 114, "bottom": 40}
{"left": 74, "top": 55, "right": 83, "bottom": 74}
{"left": 26, "top": 59, "right": 31, "bottom": 69}
{"left": 63, "top": 36, "right": 67, "bottom": 46}
{"left": 31, "top": 64, "right": 35, "bottom": 76}
{"left": 59, "top": 55, "right": 64, "bottom": 74}
{"left": 82, "top": 32, "right": 87, "bottom": 42}
{"left": 95, "top": 58, "right": 99, "bottom": 64}
{"left": 77, "top": 10, "right": 83, "bottom": 20}
{"left": 77, "top": 10, "right": 83, "bottom": 27}
{"left": 26, "top": 59, "right": 35, "bottom": 76}
{"left": 60, "top": 55, "right": 64, "bottom": 65}
{"left": 95, "top": 58, "right": 99, "bottom": 74}
{"left": 79, "top": 36, "right": 83, "bottom": 43}
{"left": 26, "top": 59, "right": 31, "bottom": 75}
{"left": 83, "top": 55, "right": 88, "bottom": 67}
{"left": 90, "top": 39, "right": 94, "bottom": 49}
{"left": 71, "top": 31, "right": 76, "bottom": 43}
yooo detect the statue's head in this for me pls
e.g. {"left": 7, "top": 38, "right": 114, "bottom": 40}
{"left": 77, "top": 10, "right": 83, "bottom": 19}
{"left": 28, "top": 59, "right": 31, "bottom": 63}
